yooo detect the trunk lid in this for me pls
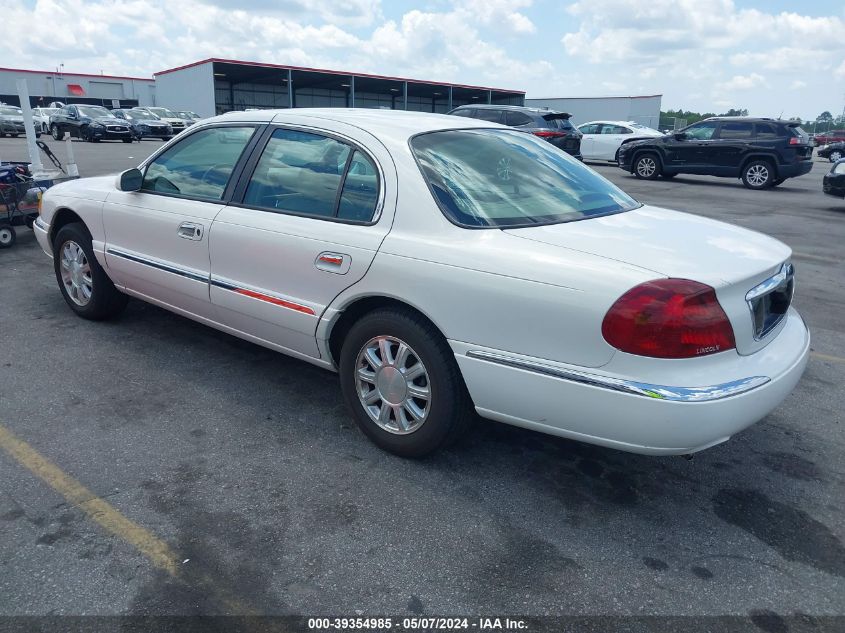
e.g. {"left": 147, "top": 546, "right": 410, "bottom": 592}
{"left": 504, "top": 205, "right": 793, "bottom": 355}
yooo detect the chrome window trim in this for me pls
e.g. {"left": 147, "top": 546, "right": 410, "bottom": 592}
{"left": 745, "top": 262, "right": 795, "bottom": 340}
{"left": 465, "top": 350, "right": 770, "bottom": 402}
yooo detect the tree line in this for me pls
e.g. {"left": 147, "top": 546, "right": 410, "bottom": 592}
{"left": 659, "top": 108, "right": 844, "bottom": 133}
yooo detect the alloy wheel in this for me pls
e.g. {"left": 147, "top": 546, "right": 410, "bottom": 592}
{"left": 746, "top": 164, "right": 769, "bottom": 187}
{"left": 59, "top": 240, "right": 93, "bottom": 306}
{"left": 355, "top": 335, "right": 431, "bottom": 435}
{"left": 831, "top": 151, "right": 842, "bottom": 162}
{"left": 637, "top": 156, "right": 656, "bottom": 177}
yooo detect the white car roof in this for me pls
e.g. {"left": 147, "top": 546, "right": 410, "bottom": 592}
{"left": 578, "top": 120, "right": 637, "bottom": 127}
{"left": 207, "top": 108, "right": 496, "bottom": 137}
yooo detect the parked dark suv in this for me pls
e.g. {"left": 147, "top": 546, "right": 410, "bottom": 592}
{"left": 617, "top": 117, "right": 813, "bottom": 189}
{"left": 447, "top": 105, "right": 582, "bottom": 159}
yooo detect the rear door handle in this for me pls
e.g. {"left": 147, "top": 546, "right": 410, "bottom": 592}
{"left": 315, "top": 252, "right": 351, "bottom": 274}
{"left": 178, "top": 222, "right": 203, "bottom": 241}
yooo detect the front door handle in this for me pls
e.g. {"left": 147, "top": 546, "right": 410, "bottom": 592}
{"left": 178, "top": 222, "right": 203, "bottom": 241}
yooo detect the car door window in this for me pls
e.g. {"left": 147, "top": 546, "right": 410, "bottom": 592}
{"left": 473, "top": 109, "right": 504, "bottom": 123}
{"left": 578, "top": 124, "right": 599, "bottom": 134}
{"left": 244, "top": 128, "right": 379, "bottom": 221}
{"left": 336, "top": 151, "right": 380, "bottom": 222}
{"left": 602, "top": 125, "right": 628, "bottom": 135}
{"left": 505, "top": 111, "right": 534, "bottom": 127}
{"left": 755, "top": 123, "right": 778, "bottom": 138}
{"left": 684, "top": 122, "right": 717, "bottom": 140}
{"left": 142, "top": 126, "right": 255, "bottom": 200}
{"left": 718, "top": 122, "right": 753, "bottom": 139}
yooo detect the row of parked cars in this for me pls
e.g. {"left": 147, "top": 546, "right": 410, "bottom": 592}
{"left": 43, "top": 105, "right": 202, "bottom": 142}
{"left": 447, "top": 104, "right": 817, "bottom": 191}
{"left": 0, "top": 103, "right": 201, "bottom": 142}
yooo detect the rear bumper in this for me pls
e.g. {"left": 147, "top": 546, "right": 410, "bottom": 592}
{"left": 778, "top": 160, "right": 813, "bottom": 178}
{"left": 452, "top": 308, "right": 810, "bottom": 455}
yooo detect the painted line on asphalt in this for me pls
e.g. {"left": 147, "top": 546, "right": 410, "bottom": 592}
{"left": 811, "top": 351, "right": 845, "bottom": 363}
{"left": 0, "top": 423, "right": 261, "bottom": 615}
{"left": 0, "top": 424, "right": 180, "bottom": 575}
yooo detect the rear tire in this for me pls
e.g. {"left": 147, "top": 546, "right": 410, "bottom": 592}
{"left": 0, "top": 224, "right": 16, "bottom": 249}
{"left": 741, "top": 160, "right": 774, "bottom": 190}
{"left": 52, "top": 223, "right": 128, "bottom": 320}
{"left": 339, "top": 308, "right": 474, "bottom": 458}
{"left": 830, "top": 150, "right": 843, "bottom": 162}
{"left": 633, "top": 152, "right": 661, "bottom": 179}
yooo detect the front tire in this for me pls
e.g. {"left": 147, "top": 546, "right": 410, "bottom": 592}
{"left": 339, "top": 308, "right": 473, "bottom": 458}
{"left": 53, "top": 223, "right": 128, "bottom": 320}
{"left": 741, "top": 160, "right": 774, "bottom": 190}
{"left": 51, "top": 125, "right": 64, "bottom": 141}
{"left": 633, "top": 152, "right": 661, "bottom": 179}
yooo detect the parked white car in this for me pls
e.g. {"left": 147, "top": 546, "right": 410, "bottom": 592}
{"left": 577, "top": 120, "right": 664, "bottom": 162}
{"left": 33, "top": 109, "right": 809, "bottom": 458}
{"left": 32, "top": 107, "right": 61, "bottom": 134}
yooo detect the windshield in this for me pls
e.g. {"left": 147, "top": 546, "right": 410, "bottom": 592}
{"left": 127, "top": 111, "right": 160, "bottom": 121}
{"left": 150, "top": 108, "right": 177, "bottom": 118}
{"left": 411, "top": 129, "right": 640, "bottom": 228}
{"left": 78, "top": 106, "right": 112, "bottom": 118}
{"left": 0, "top": 106, "right": 22, "bottom": 116}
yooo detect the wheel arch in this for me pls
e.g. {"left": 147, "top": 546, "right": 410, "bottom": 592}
{"left": 326, "top": 294, "right": 449, "bottom": 368}
{"left": 49, "top": 207, "right": 87, "bottom": 246}
{"left": 630, "top": 146, "right": 664, "bottom": 171}
{"left": 740, "top": 153, "right": 779, "bottom": 177}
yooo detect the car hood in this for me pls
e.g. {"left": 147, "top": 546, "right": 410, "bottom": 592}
{"left": 90, "top": 116, "right": 128, "bottom": 125}
{"left": 503, "top": 205, "right": 790, "bottom": 288}
{"left": 134, "top": 118, "right": 167, "bottom": 125}
{"left": 0, "top": 115, "right": 23, "bottom": 122}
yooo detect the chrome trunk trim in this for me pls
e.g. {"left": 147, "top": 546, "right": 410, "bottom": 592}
{"left": 465, "top": 350, "right": 770, "bottom": 402}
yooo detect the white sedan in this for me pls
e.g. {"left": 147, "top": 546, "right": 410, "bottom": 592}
{"left": 577, "top": 120, "right": 664, "bottom": 162}
{"left": 32, "top": 107, "right": 61, "bottom": 134}
{"left": 33, "top": 109, "right": 809, "bottom": 458}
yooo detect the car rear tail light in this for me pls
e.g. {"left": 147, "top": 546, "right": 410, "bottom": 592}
{"left": 601, "top": 279, "right": 736, "bottom": 359}
{"left": 788, "top": 137, "right": 804, "bottom": 145}
{"left": 533, "top": 131, "right": 567, "bottom": 138}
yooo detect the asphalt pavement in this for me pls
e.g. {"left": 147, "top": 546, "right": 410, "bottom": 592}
{"left": 0, "top": 135, "right": 843, "bottom": 621}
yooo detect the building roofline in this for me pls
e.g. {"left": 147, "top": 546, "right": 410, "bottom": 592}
{"left": 0, "top": 66, "right": 153, "bottom": 82}
{"left": 154, "top": 58, "right": 525, "bottom": 94}
{"left": 526, "top": 94, "right": 662, "bottom": 100}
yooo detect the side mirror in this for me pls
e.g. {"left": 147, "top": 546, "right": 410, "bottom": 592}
{"left": 673, "top": 132, "right": 687, "bottom": 140}
{"left": 117, "top": 168, "right": 143, "bottom": 192}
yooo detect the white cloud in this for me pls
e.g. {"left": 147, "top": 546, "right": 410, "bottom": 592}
{"left": 457, "top": 0, "right": 536, "bottom": 34}
{"left": 790, "top": 80, "right": 807, "bottom": 90}
{"left": 716, "top": 73, "right": 767, "bottom": 92}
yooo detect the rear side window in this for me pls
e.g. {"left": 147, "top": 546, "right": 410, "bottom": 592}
{"left": 411, "top": 129, "right": 639, "bottom": 228}
{"left": 602, "top": 125, "right": 630, "bottom": 135}
{"left": 142, "top": 126, "right": 255, "bottom": 200}
{"left": 472, "top": 109, "right": 504, "bottom": 123}
{"left": 755, "top": 123, "right": 778, "bottom": 138}
{"left": 505, "top": 111, "right": 534, "bottom": 126}
{"left": 578, "top": 124, "right": 600, "bottom": 134}
{"left": 244, "top": 128, "right": 380, "bottom": 222}
{"left": 545, "top": 117, "right": 574, "bottom": 131}
{"left": 718, "top": 122, "right": 753, "bottom": 139}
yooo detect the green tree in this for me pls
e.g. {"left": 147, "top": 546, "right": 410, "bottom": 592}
{"left": 818, "top": 111, "right": 833, "bottom": 122}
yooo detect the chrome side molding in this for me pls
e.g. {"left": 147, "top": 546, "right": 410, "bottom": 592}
{"left": 465, "top": 350, "right": 770, "bottom": 402}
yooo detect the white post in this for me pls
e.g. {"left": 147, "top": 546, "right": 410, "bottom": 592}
{"left": 16, "top": 79, "right": 48, "bottom": 178}
{"left": 65, "top": 136, "right": 79, "bottom": 177}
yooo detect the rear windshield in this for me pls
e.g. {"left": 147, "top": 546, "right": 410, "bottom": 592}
{"left": 411, "top": 129, "right": 639, "bottom": 228}
{"left": 543, "top": 117, "right": 574, "bottom": 130}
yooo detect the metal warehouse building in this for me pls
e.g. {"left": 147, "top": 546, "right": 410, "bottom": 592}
{"left": 155, "top": 59, "right": 525, "bottom": 119}
{"left": 526, "top": 95, "right": 662, "bottom": 129}
{"left": 0, "top": 67, "right": 156, "bottom": 108}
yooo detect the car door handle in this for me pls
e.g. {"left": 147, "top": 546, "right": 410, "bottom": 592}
{"left": 315, "top": 252, "right": 350, "bottom": 274}
{"left": 177, "top": 222, "right": 203, "bottom": 241}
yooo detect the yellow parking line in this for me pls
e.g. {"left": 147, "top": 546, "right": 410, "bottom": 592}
{"left": 811, "top": 351, "right": 845, "bottom": 363}
{"left": 0, "top": 424, "right": 180, "bottom": 576}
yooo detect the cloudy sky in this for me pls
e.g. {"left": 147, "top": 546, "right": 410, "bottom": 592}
{"left": 6, "top": 0, "right": 844, "bottom": 120}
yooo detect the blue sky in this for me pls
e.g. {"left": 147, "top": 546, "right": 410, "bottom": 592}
{"left": 6, "top": 0, "right": 844, "bottom": 120}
